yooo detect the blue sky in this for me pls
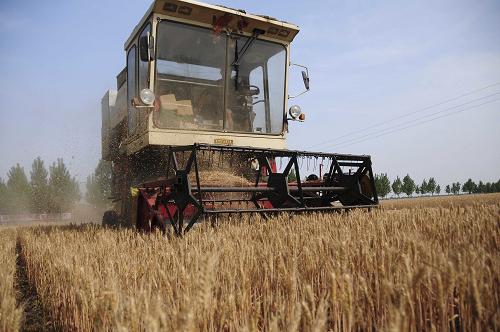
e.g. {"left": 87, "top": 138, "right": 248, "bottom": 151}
{"left": 0, "top": 0, "right": 499, "bottom": 188}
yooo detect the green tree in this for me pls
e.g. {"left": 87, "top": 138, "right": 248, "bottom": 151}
{"left": 374, "top": 173, "right": 391, "bottom": 198}
{"left": 451, "top": 182, "right": 461, "bottom": 195}
{"left": 476, "top": 181, "right": 485, "bottom": 194}
{"left": 462, "top": 178, "right": 476, "bottom": 194}
{"left": 30, "top": 157, "right": 49, "bottom": 213}
{"left": 0, "top": 178, "right": 7, "bottom": 214}
{"left": 435, "top": 184, "right": 441, "bottom": 195}
{"left": 415, "top": 185, "right": 420, "bottom": 195}
{"left": 420, "top": 179, "right": 428, "bottom": 196}
{"left": 6, "top": 164, "right": 30, "bottom": 213}
{"left": 427, "top": 177, "right": 436, "bottom": 195}
{"left": 48, "top": 159, "right": 81, "bottom": 213}
{"left": 445, "top": 184, "right": 451, "bottom": 195}
{"left": 391, "top": 176, "right": 402, "bottom": 197}
{"left": 402, "top": 174, "right": 416, "bottom": 197}
{"left": 86, "top": 159, "right": 112, "bottom": 209}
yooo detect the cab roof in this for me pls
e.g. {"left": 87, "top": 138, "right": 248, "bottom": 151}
{"left": 125, "top": 0, "right": 300, "bottom": 49}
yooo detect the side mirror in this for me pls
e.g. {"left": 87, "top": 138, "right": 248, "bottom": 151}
{"left": 301, "top": 70, "right": 310, "bottom": 90}
{"left": 289, "top": 63, "right": 311, "bottom": 99}
{"left": 139, "top": 32, "right": 154, "bottom": 62}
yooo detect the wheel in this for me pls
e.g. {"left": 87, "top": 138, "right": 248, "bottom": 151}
{"left": 151, "top": 211, "right": 166, "bottom": 235}
{"left": 102, "top": 210, "right": 120, "bottom": 227}
{"left": 136, "top": 194, "right": 150, "bottom": 232}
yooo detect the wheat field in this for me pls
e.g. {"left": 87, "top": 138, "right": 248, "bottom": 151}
{"left": 0, "top": 230, "right": 22, "bottom": 332}
{"left": 380, "top": 192, "right": 500, "bottom": 210}
{"left": 1, "top": 194, "right": 499, "bottom": 331}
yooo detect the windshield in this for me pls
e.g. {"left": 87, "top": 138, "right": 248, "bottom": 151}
{"left": 154, "top": 21, "right": 286, "bottom": 135}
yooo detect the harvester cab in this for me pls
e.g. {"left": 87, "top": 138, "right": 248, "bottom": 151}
{"left": 101, "top": 0, "right": 378, "bottom": 233}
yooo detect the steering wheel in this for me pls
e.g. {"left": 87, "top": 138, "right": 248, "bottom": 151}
{"left": 238, "top": 84, "right": 260, "bottom": 96}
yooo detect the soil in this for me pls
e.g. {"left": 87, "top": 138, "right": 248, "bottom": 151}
{"left": 15, "top": 238, "right": 57, "bottom": 332}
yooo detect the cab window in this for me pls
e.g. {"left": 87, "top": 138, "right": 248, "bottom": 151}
{"left": 127, "top": 46, "right": 137, "bottom": 135}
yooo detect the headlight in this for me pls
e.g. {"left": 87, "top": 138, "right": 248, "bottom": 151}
{"left": 289, "top": 105, "right": 302, "bottom": 119}
{"left": 140, "top": 88, "right": 155, "bottom": 105}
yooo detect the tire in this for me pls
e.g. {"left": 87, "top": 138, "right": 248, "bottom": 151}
{"left": 151, "top": 211, "right": 166, "bottom": 235}
{"left": 102, "top": 210, "right": 120, "bottom": 228}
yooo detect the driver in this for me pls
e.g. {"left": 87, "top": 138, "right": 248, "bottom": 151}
{"left": 226, "top": 76, "right": 258, "bottom": 132}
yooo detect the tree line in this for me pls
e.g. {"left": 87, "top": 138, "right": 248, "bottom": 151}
{"left": 374, "top": 174, "right": 500, "bottom": 198}
{"left": 0, "top": 157, "right": 80, "bottom": 214}
{"left": 85, "top": 159, "right": 112, "bottom": 209}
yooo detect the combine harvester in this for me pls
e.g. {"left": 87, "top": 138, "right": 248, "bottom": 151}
{"left": 101, "top": 0, "right": 378, "bottom": 235}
